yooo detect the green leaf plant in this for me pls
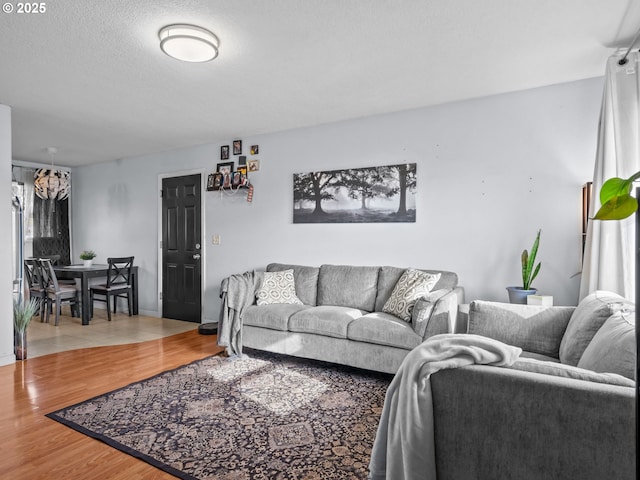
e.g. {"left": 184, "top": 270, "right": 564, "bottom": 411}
{"left": 521, "top": 229, "right": 542, "bottom": 290}
{"left": 593, "top": 171, "right": 640, "bottom": 220}
{"left": 79, "top": 250, "right": 96, "bottom": 260}
{"left": 14, "top": 297, "right": 39, "bottom": 333}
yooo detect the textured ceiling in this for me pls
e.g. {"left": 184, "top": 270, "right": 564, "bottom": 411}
{"left": 1, "top": 0, "right": 639, "bottom": 167}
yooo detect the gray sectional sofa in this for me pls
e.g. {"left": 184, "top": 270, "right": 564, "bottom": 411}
{"left": 432, "top": 291, "right": 636, "bottom": 479}
{"left": 228, "top": 263, "right": 464, "bottom": 374}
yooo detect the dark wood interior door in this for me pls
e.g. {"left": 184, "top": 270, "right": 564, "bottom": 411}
{"left": 162, "top": 174, "right": 202, "bottom": 322}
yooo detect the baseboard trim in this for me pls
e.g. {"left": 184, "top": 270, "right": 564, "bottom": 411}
{"left": 0, "top": 353, "right": 16, "bottom": 366}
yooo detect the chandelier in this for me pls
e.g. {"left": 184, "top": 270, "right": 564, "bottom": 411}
{"left": 34, "top": 147, "right": 70, "bottom": 201}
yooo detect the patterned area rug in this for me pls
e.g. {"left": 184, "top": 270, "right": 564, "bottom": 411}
{"left": 47, "top": 349, "right": 392, "bottom": 480}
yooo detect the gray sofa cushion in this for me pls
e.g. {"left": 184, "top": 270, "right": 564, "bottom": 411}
{"left": 317, "top": 265, "right": 379, "bottom": 311}
{"left": 267, "top": 263, "right": 319, "bottom": 306}
{"left": 374, "top": 266, "right": 458, "bottom": 312}
{"left": 468, "top": 301, "right": 574, "bottom": 359}
{"left": 288, "top": 305, "right": 365, "bottom": 338}
{"left": 578, "top": 308, "right": 635, "bottom": 380}
{"left": 559, "top": 291, "right": 630, "bottom": 366}
{"left": 347, "top": 312, "right": 422, "bottom": 350}
{"left": 243, "top": 304, "right": 311, "bottom": 331}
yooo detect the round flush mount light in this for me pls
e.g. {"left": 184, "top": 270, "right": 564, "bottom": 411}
{"left": 158, "top": 24, "right": 219, "bottom": 63}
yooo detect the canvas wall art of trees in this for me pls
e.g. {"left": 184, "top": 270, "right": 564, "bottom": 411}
{"left": 293, "top": 163, "right": 416, "bottom": 223}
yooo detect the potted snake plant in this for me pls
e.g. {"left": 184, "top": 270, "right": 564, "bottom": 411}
{"left": 507, "top": 229, "right": 542, "bottom": 304}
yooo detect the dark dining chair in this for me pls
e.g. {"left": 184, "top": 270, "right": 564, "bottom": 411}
{"left": 38, "top": 254, "right": 76, "bottom": 285}
{"left": 90, "top": 256, "right": 134, "bottom": 321}
{"left": 24, "top": 259, "right": 47, "bottom": 320}
{"left": 38, "top": 258, "right": 80, "bottom": 326}
{"left": 39, "top": 254, "right": 61, "bottom": 264}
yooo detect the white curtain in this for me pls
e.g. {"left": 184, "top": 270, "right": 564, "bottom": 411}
{"left": 580, "top": 51, "right": 640, "bottom": 302}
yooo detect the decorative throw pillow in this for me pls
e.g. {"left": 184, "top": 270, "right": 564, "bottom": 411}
{"left": 559, "top": 291, "right": 629, "bottom": 366}
{"left": 256, "top": 269, "right": 303, "bottom": 306}
{"left": 411, "top": 298, "right": 436, "bottom": 337}
{"left": 468, "top": 301, "right": 574, "bottom": 359}
{"left": 382, "top": 269, "right": 441, "bottom": 322}
{"left": 577, "top": 308, "right": 635, "bottom": 380}
{"left": 410, "top": 289, "right": 449, "bottom": 338}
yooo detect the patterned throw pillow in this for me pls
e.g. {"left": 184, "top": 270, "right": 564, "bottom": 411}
{"left": 382, "top": 269, "right": 441, "bottom": 321}
{"left": 256, "top": 269, "right": 303, "bottom": 306}
{"left": 411, "top": 289, "right": 448, "bottom": 337}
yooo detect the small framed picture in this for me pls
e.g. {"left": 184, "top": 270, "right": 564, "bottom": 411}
{"left": 248, "top": 159, "right": 260, "bottom": 172}
{"left": 217, "top": 162, "right": 234, "bottom": 175}
{"left": 207, "top": 172, "right": 222, "bottom": 190}
{"left": 250, "top": 145, "right": 259, "bottom": 155}
{"left": 212, "top": 172, "right": 223, "bottom": 190}
{"left": 238, "top": 155, "right": 247, "bottom": 166}
{"left": 237, "top": 166, "right": 248, "bottom": 186}
{"left": 233, "top": 140, "right": 242, "bottom": 155}
{"left": 232, "top": 171, "right": 242, "bottom": 187}
{"left": 207, "top": 173, "right": 216, "bottom": 190}
{"left": 222, "top": 172, "right": 231, "bottom": 188}
{"left": 220, "top": 145, "right": 229, "bottom": 160}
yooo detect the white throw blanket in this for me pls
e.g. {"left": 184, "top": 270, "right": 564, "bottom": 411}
{"left": 218, "top": 271, "right": 262, "bottom": 357}
{"left": 368, "top": 334, "right": 522, "bottom": 480}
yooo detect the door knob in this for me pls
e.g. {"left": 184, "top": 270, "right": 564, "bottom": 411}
{"left": 193, "top": 254, "right": 201, "bottom": 260}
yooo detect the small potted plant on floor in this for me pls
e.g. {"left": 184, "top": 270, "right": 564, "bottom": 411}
{"left": 507, "top": 229, "right": 542, "bottom": 304}
{"left": 14, "top": 296, "right": 39, "bottom": 360}
{"left": 80, "top": 250, "right": 96, "bottom": 267}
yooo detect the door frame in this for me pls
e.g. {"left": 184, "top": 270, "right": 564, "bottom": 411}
{"left": 157, "top": 168, "right": 206, "bottom": 321}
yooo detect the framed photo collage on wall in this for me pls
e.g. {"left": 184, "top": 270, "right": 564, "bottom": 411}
{"left": 207, "top": 140, "right": 259, "bottom": 191}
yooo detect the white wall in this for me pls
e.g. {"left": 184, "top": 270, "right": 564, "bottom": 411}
{"left": 72, "top": 78, "right": 603, "bottom": 321}
{"left": 1, "top": 105, "right": 15, "bottom": 365}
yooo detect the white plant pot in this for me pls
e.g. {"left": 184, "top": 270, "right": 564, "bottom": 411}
{"left": 83, "top": 259, "right": 93, "bottom": 268}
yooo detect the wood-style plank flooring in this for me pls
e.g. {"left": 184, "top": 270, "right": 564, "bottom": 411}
{"left": 0, "top": 329, "right": 225, "bottom": 479}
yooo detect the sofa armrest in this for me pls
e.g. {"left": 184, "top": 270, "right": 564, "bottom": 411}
{"left": 468, "top": 300, "right": 575, "bottom": 359}
{"left": 418, "top": 287, "right": 465, "bottom": 340}
{"left": 431, "top": 365, "right": 635, "bottom": 480}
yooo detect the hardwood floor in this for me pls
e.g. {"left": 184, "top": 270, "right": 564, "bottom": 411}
{"left": 0, "top": 329, "right": 225, "bottom": 479}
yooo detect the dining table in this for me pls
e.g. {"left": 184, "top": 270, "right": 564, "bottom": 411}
{"left": 53, "top": 264, "right": 139, "bottom": 325}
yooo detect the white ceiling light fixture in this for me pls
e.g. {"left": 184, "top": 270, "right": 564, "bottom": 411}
{"left": 34, "top": 147, "right": 70, "bottom": 201}
{"left": 159, "top": 24, "right": 219, "bottom": 63}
